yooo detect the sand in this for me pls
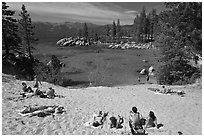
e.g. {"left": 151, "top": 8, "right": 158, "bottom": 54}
{"left": 2, "top": 73, "right": 202, "bottom": 135}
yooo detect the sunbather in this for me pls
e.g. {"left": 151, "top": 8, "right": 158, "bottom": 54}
{"left": 129, "top": 107, "right": 145, "bottom": 135}
{"left": 47, "top": 87, "right": 55, "bottom": 99}
{"left": 22, "top": 82, "right": 33, "bottom": 93}
{"left": 110, "top": 115, "right": 124, "bottom": 129}
{"left": 92, "top": 111, "right": 108, "bottom": 127}
{"left": 144, "top": 111, "right": 158, "bottom": 129}
{"left": 19, "top": 105, "right": 65, "bottom": 117}
{"left": 84, "top": 111, "right": 108, "bottom": 128}
{"left": 34, "top": 88, "right": 44, "bottom": 96}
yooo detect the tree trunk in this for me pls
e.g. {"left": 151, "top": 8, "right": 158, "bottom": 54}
{"left": 2, "top": 29, "right": 9, "bottom": 55}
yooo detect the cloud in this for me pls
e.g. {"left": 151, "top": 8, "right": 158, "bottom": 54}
{"left": 7, "top": 2, "right": 136, "bottom": 25}
{"left": 125, "top": 10, "right": 139, "bottom": 14}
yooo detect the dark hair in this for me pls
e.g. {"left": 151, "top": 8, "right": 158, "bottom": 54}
{"left": 149, "top": 111, "right": 156, "bottom": 121}
{"left": 132, "top": 107, "right": 137, "bottom": 113}
{"left": 22, "top": 82, "right": 26, "bottom": 86}
{"left": 99, "top": 111, "right": 103, "bottom": 115}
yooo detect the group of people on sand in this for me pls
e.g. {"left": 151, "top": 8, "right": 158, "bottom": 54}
{"left": 20, "top": 75, "right": 55, "bottom": 99}
{"left": 148, "top": 86, "right": 185, "bottom": 96}
{"left": 19, "top": 75, "right": 66, "bottom": 117}
{"left": 85, "top": 106, "right": 160, "bottom": 135}
{"left": 129, "top": 107, "right": 159, "bottom": 135}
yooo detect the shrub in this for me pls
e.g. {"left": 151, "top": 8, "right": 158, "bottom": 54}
{"left": 2, "top": 53, "right": 36, "bottom": 80}
{"left": 155, "top": 2, "right": 201, "bottom": 85}
{"left": 33, "top": 55, "right": 71, "bottom": 87}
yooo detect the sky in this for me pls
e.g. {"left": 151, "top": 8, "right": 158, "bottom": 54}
{"left": 7, "top": 2, "right": 165, "bottom": 25}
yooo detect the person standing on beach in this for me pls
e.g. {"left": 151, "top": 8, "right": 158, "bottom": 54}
{"left": 33, "top": 75, "right": 42, "bottom": 89}
{"left": 138, "top": 76, "right": 141, "bottom": 83}
{"left": 146, "top": 75, "right": 149, "bottom": 82}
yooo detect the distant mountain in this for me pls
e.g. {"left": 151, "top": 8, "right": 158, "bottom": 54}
{"left": 33, "top": 22, "right": 100, "bottom": 43}
{"left": 33, "top": 21, "right": 134, "bottom": 43}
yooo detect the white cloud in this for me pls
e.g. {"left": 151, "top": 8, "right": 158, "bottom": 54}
{"left": 7, "top": 2, "right": 136, "bottom": 25}
{"left": 125, "top": 10, "right": 138, "bottom": 14}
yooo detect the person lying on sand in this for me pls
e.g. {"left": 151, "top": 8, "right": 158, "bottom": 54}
{"left": 84, "top": 111, "right": 108, "bottom": 128}
{"left": 129, "top": 107, "right": 146, "bottom": 135}
{"left": 109, "top": 115, "right": 124, "bottom": 129}
{"left": 148, "top": 86, "right": 185, "bottom": 96}
{"left": 19, "top": 105, "right": 65, "bottom": 117}
{"left": 144, "top": 111, "right": 158, "bottom": 129}
{"left": 92, "top": 111, "right": 108, "bottom": 127}
{"left": 34, "top": 88, "right": 44, "bottom": 96}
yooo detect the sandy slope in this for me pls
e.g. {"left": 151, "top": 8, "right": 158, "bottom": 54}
{"left": 2, "top": 74, "right": 202, "bottom": 135}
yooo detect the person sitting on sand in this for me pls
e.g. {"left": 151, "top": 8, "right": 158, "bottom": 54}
{"left": 47, "top": 87, "right": 55, "bottom": 99}
{"left": 22, "top": 82, "right": 33, "bottom": 93}
{"left": 144, "top": 111, "right": 158, "bottom": 129}
{"left": 129, "top": 107, "right": 145, "bottom": 134}
{"left": 110, "top": 115, "right": 124, "bottom": 129}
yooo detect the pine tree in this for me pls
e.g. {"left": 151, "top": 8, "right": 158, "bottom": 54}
{"left": 116, "top": 19, "right": 121, "bottom": 43}
{"left": 112, "top": 21, "right": 116, "bottom": 42}
{"left": 83, "top": 23, "right": 88, "bottom": 39}
{"left": 94, "top": 32, "right": 99, "bottom": 41}
{"left": 19, "top": 4, "right": 38, "bottom": 58}
{"left": 149, "top": 9, "right": 158, "bottom": 41}
{"left": 2, "top": 2, "right": 21, "bottom": 55}
{"left": 78, "top": 29, "right": 82, "bottom": 38}
{"left": 106, "top": 25, "right": 110, "bottom": 37}
{"left": 156, "top": 2, "right": 201, "bottom": 85}
{"left": 140, "top": 7, "right": 146, "bottom": 42}
{"left": 134, "top": 15, "right": 141, "bottom": 42}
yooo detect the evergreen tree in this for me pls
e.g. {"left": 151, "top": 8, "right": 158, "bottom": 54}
{"left": 134, "top": 15, "right": 141, "bottom": 42}
{"left": 78, "top": 29, "right": 82, "bottom": 38}
{"left": 106, "top": 24, "right": 110, "bottom": 37}
{"left": 116, "top": 19, "right": 121, "bottom": 43}
{"left": 140, "top": 7, "right": 146, "bottom": 42}
{"left": 2, "top": 2, "right": 21, "bottom": 55}
{"left": 112, "top": 21, "right": 116, "bottom": 42}
{"left": 149, "top": 9, "right": 158, "bottom": 41}
{"left": 144, "top": 15, "right": 150, "bottom": 42}
{"left": 94, "top": 32, "right": 99, "bottom": 41}
{"left": 19, "top": 4, "right": 38, "bottom": 58}
{"left": 83, "top": 23, "right": 88, "bottom": 39}
{"left": 156, "top": 2, "right": 201, "bottom": 85}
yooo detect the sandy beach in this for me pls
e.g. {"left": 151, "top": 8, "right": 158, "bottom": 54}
{"left": 2, "top": 73, "right": 202, "bottom": 135}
